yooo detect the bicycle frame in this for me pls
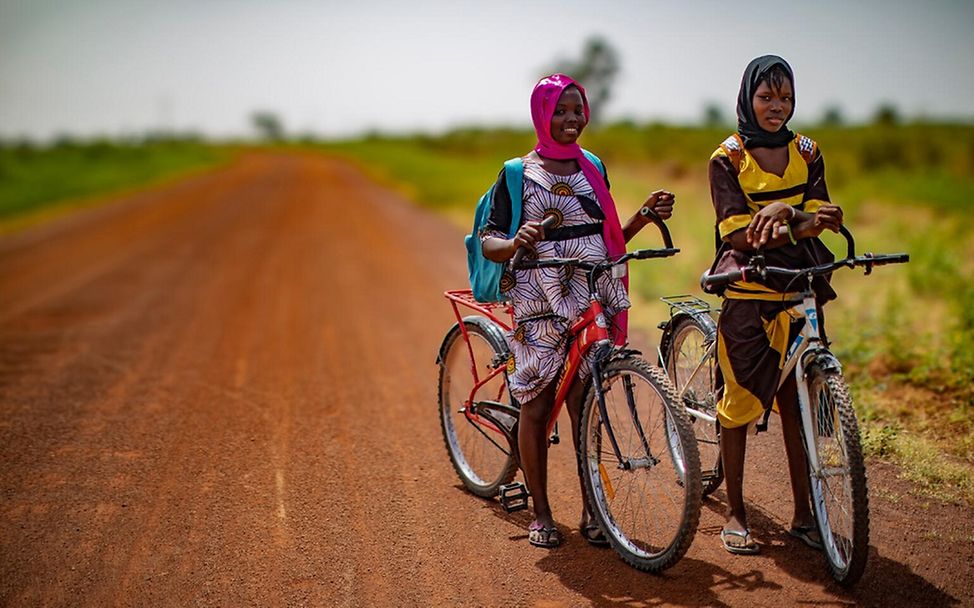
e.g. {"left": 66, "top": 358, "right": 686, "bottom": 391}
{"left": 442, "top": 288, "right": 613, "bottom": 449}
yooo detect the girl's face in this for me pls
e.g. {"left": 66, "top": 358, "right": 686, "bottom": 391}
{"left": 550, "top": 86, "right": 586, "bottom": 144}
{"left": 752, "top": 78, "right": 794, "bottom": 132}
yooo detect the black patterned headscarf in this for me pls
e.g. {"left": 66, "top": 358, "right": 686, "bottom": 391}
{"left": 737, "top": 55, "right": 795, "bottom": 149}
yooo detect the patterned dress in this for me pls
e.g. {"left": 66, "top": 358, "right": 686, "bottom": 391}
{"left": 481, "top": 157, "right": 629, "bottom": 403}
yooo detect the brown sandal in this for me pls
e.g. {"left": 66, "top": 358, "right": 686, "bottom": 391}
{"left": 580, "top": 522, "right": 610, "bottom": 547}
{"left": 721, "top": 528, "right": 760, "bottom": 555}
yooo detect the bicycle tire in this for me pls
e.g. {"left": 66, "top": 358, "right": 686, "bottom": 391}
{"left": 579, "top": 356, "right": 702, "bottom": 572}
{"left": 437, "top": 317, "right": 517, "bottom": 498}
{"left": 663, "top": 315, "right": 723, "bottom": 496}
{"left": 804, "top": 365, "right": 869, "bottom": 586}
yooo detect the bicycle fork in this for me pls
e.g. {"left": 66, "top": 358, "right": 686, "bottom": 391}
{"left": 591, "top": 347, "right": 658, "bottom": 472}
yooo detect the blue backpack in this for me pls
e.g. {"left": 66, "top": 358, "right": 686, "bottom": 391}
{"left": 465, "top": 151, "right": 606, "bottom": 303}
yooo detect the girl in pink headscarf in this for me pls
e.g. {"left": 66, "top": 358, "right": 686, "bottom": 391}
{"left": 480, "top": 74, "right": 676, "bottom": 548}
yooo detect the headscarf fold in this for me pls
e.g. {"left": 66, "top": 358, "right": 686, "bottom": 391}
{"left": 736, "top": 55, "right": 795, "bottom": 149}
{"left": 530, "top": 73, "right": 628, "bottom": 342}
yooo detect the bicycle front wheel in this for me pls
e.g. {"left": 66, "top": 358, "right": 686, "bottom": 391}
{"left": 579, "top": 357, "right": 701, "bottom": 572}
{"left": 664, "top": 315, "right": 723, "bottom": 496}
{"left": 437, "top": 317, "right": 516, "bottom": 498}
{"left": 805, "top": 365, "right": 869, "bottom": 586}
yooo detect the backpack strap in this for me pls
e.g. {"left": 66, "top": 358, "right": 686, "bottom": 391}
{"left": 716, "top": 133, "right": 745, "bottom": 172}
{"left": 502, "top": 158, "right": 524, "bottom": 238}
{"left": 794, "top": 132, "right": 818, "bottom": 164}
{"left": 581, "top": 148, "right": 608, "bottom": 180}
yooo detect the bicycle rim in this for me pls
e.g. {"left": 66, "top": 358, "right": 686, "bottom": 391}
{"left": 666, "top": 317, "right": 722, "bottom": 495}
{"left": 581, "top": 358, "right": 701, "bottom": 572}
{"left": 438, "top": 321, "right": 515, "bottom": 497}
{"left": 806, "top": 368, "right": 869, "bottom": 586}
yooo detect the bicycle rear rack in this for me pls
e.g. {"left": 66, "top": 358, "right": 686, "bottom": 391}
{"left": 660, "top": 294, "right": 716, "bottom": 318}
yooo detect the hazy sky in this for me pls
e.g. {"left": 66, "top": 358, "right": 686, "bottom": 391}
{"left": 2, "top": 0, "right": 972, "bottom": 140}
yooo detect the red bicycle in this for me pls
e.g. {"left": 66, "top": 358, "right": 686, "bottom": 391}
{"left": 436, "top": 219, "right": 702, "bottom": 572}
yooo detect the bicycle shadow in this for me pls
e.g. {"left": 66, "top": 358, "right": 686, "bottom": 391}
{"left": 477, "top": 492, "right": 781, "bottom": 608}
{"left": 473, "top": 487, "right": 960, "bottom": 608}
{"left": 699, "top": 494, "right": 961, "bottom": 608}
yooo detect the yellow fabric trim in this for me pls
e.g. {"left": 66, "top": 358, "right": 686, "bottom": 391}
{"left": 763, "top": 309, "right": 792, "bottom": 369}
{"left": 725, "top": 282, "right": 802, "bottom": 301}
{"left": 716, "top": 333, "right": 766, "bottom": 428}
{"left": 738, "top": 141, "right": 808, "bottom": 203}
{"left": 718, "top": 214, "right": 752, "bottom": 240}
{"left": 711, "top": 147, "right": 727, "bottom": 161}
{"left": 804, "top": 199, "right": 826, "bottom": 213}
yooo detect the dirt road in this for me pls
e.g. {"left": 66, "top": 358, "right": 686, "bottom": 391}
{"left": 1, "top": 152, "right": 971, "bottom": 607}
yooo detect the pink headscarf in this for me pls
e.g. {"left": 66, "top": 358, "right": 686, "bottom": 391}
{"left": 530, "top": 73, "right": 628, "bottom": 341}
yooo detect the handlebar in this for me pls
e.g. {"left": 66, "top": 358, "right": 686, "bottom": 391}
{"left": 515, "top": 247, "right": 681, "bottom": 271}
{"left": 639, "top": 206, "right": 675, "bottom": 249}
{"left": 510, "top": 205, "right": 675, "bottom": 267}
{"left": 701, "top": 224, "right": 908, "bottom": 291}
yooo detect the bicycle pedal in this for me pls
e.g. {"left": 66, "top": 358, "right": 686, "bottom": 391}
{"left": 498, "top": 482, "right": 529, "bottom": 513}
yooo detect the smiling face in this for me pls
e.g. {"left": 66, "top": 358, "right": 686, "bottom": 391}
{"left": 550, "top": 85, "right": 587, "bottom": 144}
{"left": 752, "top": 77, "right": 794, "bottom": 133}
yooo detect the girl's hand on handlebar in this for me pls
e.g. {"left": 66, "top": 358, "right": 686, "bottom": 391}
{"left": 813, "top": 204, "right": 843, "bottom": 233}
{"left": 510, "top": 221, "right": 545, "bottom": 258}
{"left": 640, "top": 190, "right": 676, "bottom": 221}
{"left": 746, "top": 202, "right": 793, "bottom": 247}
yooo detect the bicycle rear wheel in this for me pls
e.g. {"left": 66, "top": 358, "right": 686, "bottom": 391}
{"left": 579, "top": 357, "right": 701, "bottom": 572}
{"left": 437, "top": 317, "right": 516, "bottom": 498}
{"left": 804, "top": 366, "right": 869, "bottom": 586}
{"left": 664, "top": 315, "right": 723, "bottom": 496}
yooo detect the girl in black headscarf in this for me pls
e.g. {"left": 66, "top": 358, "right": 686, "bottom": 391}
{"left": 708, "top": 55, "right": 844, "bottom": 554}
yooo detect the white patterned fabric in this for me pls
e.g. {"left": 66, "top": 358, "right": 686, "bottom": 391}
{"left": 483, "top": 157, "right": 629, "bottom": 403}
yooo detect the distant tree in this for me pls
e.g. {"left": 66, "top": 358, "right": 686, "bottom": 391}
{"left": 822, "top": 104, "right": 845, "bottom": 127}
{"left": 702, "top": 102, "right": 726, "bottom": 128}
{"left": 52, "top": 134, "right": 78, "bottom": 150}
{"left": 873, "top": 103, "right": 900, "bottom": 127}
{"left": 251, "top": 111, "right": 285, "bottom": 141}
{"left": 546, "top": 36, "right": 620, "bottom": 125}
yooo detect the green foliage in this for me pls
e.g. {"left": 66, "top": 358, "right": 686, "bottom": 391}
{"left": 0, "top": 138, "right": 228, "bottom": 223}
{"left": 861, "top": 421, "right": 901, "bottom": 458}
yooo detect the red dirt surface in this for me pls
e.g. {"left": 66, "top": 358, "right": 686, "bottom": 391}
{"left": 1, "top": 152, "right": 971, "bottom": 607}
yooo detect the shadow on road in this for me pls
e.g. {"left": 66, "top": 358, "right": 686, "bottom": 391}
{"left": 477, "top": 488, "right": 958, "bottom": 608}
{"left": 699, "top": 496, "right": 960, "bottom": 608}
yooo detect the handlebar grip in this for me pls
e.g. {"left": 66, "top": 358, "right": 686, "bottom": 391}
{"left": 861, "top": 253, "right": 910, "bottom": 265}
{"left": 701, "top": 268, "right": 744, "bottom": 291}
{"left": 510, "top": 216, "right": 558, "bottom": 268}
{"left": 839, "top": 224, "right": 855, "bottom": 259}
{"left": 631, "top": 247, "right": 680, "bottom": 260}
{"left": 639, "top": 206, "right": 675, "bottom": 249}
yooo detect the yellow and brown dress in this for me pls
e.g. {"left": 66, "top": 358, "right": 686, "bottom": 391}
{"left": 709, "top": 133, "right": 836, "bottom": 429}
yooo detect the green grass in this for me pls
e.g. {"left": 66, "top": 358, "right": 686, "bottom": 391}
{"left": 0, "top": 138, "right": 231, "bottom": 228}
{"left": 319, "top": 123, "right": 974, "bottom": 505}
